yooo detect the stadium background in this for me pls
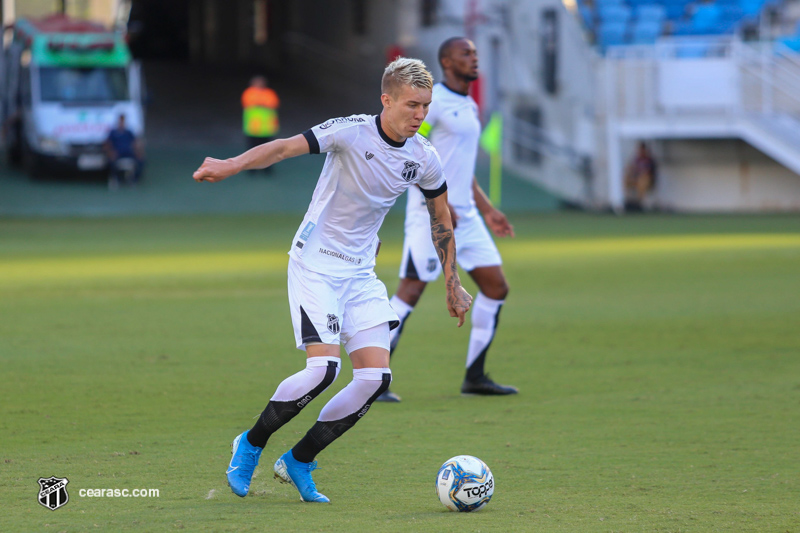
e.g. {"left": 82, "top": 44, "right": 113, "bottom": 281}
{"left": 1, "top": 1, "right": 799, "bottom": 531}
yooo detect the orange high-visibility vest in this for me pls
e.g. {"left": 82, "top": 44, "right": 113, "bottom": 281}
{"left": 242, "top": 87, "right": 280, "bottom": 137}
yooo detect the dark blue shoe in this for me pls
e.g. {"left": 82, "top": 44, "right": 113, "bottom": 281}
{"left": 375, "top": 389, "right": 402, "bottom": 402}
{"left": 226, "top": 431, "right": 262, "bottom": 497}
{"left": 273, "top": 450, "right": 330, "bottom": 503}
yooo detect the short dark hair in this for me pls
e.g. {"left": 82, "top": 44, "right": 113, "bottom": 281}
{"left": 438, "top": 36, "right": 467, "bottom": 68}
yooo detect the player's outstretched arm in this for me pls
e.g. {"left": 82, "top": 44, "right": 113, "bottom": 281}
{"left": 426, "top": 192, "right": 473, "bottom": 327}
{"left": 472, "top": 177, "right": 515, "bottom": 238}
{"left": 193, "top": 134, "right": 310, "bottom": 183}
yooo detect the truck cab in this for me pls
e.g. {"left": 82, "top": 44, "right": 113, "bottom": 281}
{"left": 2, "top": 15, "right": 144, "bottom": 177}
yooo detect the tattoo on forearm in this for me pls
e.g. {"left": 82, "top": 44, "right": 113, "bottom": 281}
{"left": 426, "top": 198, "right": 459, "bottom": 294}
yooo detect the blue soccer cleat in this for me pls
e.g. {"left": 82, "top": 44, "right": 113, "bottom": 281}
{"left": 273, "top": 450, "right": 330, "bottom": 503}
{"left": 226, "top": 431, "right": 262, "bottom": 497}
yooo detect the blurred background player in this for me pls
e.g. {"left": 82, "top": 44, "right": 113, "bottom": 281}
{"left": 193, "top": 57, "right": 472, "bottom": 503}
{"left": 241, "top": 76, "right": 280, "bottom": 174}
{"left": 379, "top": 37, "right": 517, "bottom": 402}
{"left": 624, "top": 141, "right": 658, "bottom": 211}
{"left": 104, "top": 114, "right": 144, "bottom": 188}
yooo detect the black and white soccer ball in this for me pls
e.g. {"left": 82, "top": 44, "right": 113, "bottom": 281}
{"left": 435, "top": 455, "right": 494, "bottom": 512}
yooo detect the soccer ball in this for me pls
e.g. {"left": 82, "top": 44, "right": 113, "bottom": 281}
{"left": 435, "top": 455, "right": 494, "bottom": 512}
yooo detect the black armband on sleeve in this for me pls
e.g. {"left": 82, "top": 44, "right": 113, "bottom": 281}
{"left": 303, "top": 129, "right": 320, "bottom": 154}
{"left": 419, "top": 181, "right": 447, "bottom": 199}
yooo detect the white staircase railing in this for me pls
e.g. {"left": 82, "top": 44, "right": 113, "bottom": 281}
{"left": 604, "top": 36, "right": 800, "bottom": 210}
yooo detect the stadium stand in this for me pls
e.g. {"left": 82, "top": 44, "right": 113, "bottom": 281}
{"left": 578, "top": 0, "right": 777, "bottom": 50}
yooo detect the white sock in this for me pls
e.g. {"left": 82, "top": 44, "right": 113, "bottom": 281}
{"left": 466, "top": 293, "right": 504, "bottom": 379}
{"left": 271, "top": 356, "right": 341, "bottom": 402}
{"left": 318, "top": 368, "right": 392, "bottom": 422}
{"left": 389, "top": 295, "right": 414, "bottom": 352}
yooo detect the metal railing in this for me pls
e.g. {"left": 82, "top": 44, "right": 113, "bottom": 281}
{"left": 604, "top": 36, "right": 800, "bottom": 121}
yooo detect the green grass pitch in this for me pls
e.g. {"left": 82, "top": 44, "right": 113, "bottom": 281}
{"left": 1, "top": 213, "right": 799, "bottom": 532}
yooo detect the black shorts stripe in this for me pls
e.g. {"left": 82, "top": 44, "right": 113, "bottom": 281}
{"left": 300, "top": 305, "right": 322, "bottom": 344}
{"left": 404, "top": 250, "right": 420, "bottom": 281}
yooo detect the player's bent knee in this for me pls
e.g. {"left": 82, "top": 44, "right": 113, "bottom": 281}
{"left": 482, "top": 282, "right": 509, "bottom": 301}
{"left": 397, "top": 278, "right": 428, "bottom": 306}
{"left": 306, "top": 343, "right": 342, "bottom": 359}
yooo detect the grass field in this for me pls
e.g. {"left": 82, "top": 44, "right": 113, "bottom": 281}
{"left": 1, "top": 212, "right": 799, "bottom": 532}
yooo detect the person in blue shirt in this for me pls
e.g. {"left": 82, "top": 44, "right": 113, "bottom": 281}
{"left": 105, "top": 114, "right": 144, "bottom": 185}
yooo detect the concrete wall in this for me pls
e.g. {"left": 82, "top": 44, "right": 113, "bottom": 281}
{"left": 652, "top": 139, "right": 800, "bottom": 212}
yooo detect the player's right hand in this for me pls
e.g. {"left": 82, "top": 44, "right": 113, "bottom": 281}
{"left": 485, "top": 208, "right": 514, "bottom": 238}
{"left": 193, "top": 157, "right": 238, "bottom": 183}
{"left": 448, "top": 285, "right": 473, "bottom": 327}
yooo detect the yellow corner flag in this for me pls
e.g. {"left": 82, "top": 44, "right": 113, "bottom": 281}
{"left": 479, "top": 112, "right": 503, "bottom": 154}
{"left": 479, "top": 112, "right": 503, "bottom": 206}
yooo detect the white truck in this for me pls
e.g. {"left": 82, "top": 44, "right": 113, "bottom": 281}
{"left": 2, "top": 15, "right": 144, "bottom": 177}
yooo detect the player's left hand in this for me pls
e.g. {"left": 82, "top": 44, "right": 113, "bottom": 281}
{"left": 447, "top": 285, "right": 473, "bottom": 327}
{"left": 485, "top": 209, "right": 515, "bottom": 238}
{"left": 193, "top": 157, "right": 239, "bottom": 183}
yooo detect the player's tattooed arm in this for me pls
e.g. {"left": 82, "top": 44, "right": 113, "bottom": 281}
{"left": 426, "top": 193, "right": 473, "bottom": 327}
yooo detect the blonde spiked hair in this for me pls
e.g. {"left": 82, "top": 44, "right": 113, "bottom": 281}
{"left": 381, "top": 57, "right": 434, "bottom": 98}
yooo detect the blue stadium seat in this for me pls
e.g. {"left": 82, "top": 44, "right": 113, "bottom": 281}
{"left": 663, "top": 0, "right": 690, "bottom": 19}
{"left": 636, "top": 4, "right": 667, "bottom": 23}
{"left": 631, "top": 20, "right": 664, "bottom": 43}
{"left": 691, "top": 3, "right": 723, "bottom": 33}
{"left": 595, "top": 0, "right": 628, "bottom": 8}
{"left": 599, "top": 4, "right": 633, "bottom": 24}
{"left": 720, "top": 4, "right": 745, "bottom": 20}
{"left": 740, "top": 0, "right": 765, "bottom": 16}
{"left": 598, "top": 21, "right": 630, "bottom": 49}
{"left": 580, "top": 6, "right": 595, "bottom": 28}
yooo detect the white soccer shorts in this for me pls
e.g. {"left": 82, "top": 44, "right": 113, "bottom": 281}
{"left": 288, "top": 258, "right": 399, "bottom": 350}
{"left": 398, "top": 208, "right": 502, "bottom": 283}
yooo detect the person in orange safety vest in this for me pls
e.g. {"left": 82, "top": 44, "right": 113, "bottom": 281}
{"left": 242, "top": 76, "right": 280, "bottom": 174}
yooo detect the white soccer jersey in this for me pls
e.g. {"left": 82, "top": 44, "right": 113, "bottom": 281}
{"left": 407, "top": 83, "right": 481, "bottom": 217}
{"left": 289, "top": 114, "right": 447, "bottom": 277}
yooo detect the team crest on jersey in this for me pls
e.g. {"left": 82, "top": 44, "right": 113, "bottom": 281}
{"left": 365, "top": 151, "right": 374, "bottom": 160}
{"left": 38, "top": 476, "right": 69, "bottom": 511}
{"left": 401, "top": 161, "right": 421, "bottom": 182}
{"left": 427, "top": 259, "right": 438, "bottom": 272}
{"left": 327, "top": 314, "right": 340, "bottom": 334}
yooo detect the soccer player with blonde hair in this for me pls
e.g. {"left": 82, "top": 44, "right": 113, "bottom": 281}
{"left": 193, "top": 57, "right": 472, "bottom": 503}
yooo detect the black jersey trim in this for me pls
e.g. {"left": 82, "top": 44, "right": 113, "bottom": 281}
{"left": 419, "top": 181, "right": 447, "bottom": 199}
{"left": 375, "top": 115, "right": 406, "bottom": 148}
{"left": 441, "top": 82, "right": 469, "bottom": 97}
{"left": 303, "top": 129, "right": 320, "bottom": 154}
